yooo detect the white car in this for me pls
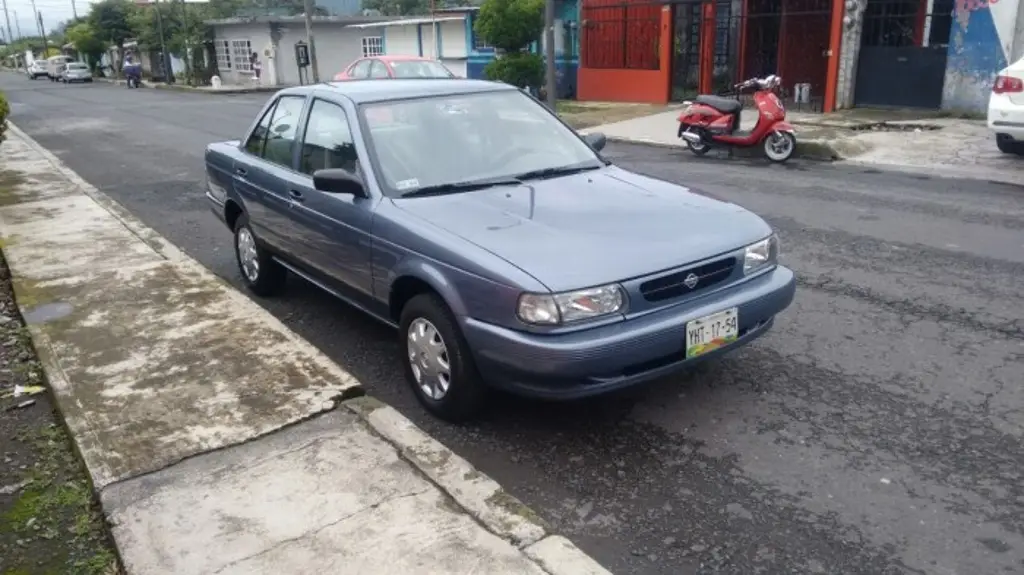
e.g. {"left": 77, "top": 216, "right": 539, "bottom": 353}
{"left": 988, "top": 55, "right": 1024, "bottom": 155}
{"left": 26, "top": 60, "right": 47, "bottom": 79}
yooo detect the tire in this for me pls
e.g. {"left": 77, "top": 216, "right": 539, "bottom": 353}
{"left": 399, "top": 293, "right": 488, "bottom": 422}
{"left": 686, "top": 139, "right": 711, "bottom": 156}
{"left": 996, "top": 134, "right": 1024, "bottom": 155}
{"left": 233, "top": 214, "right": 287, "bottom": 297}
{"left": 764, "top": 130, "right": 796, "bottom": 163}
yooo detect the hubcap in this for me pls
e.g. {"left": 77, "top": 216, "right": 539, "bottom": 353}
{"left": 407, "top": 318, "right": 452, "bottom": 400}
{"left": 237, "top": 227, "right": 260, "bottom": 283}
{"left": 766, "top": 132, "right": 793, "bottom": 160}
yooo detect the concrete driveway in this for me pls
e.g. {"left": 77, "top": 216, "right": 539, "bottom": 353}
{"left": 2, "top": 73, "right": 1023, "bottom": 575}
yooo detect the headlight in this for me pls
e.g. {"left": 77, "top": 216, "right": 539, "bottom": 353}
{"left": 517, "top": 284, "right": 625, "bottom": 325}
{"left": 743, "top": 235, "right": 779, "bottom": 274}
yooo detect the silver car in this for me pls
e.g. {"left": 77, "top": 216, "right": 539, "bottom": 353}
{"left": 61, "top": 62, "right": 93, "bottom": 83}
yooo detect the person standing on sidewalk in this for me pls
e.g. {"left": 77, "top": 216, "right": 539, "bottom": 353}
{"left": 250, "top": 52, "right": 262, "bottom": 85}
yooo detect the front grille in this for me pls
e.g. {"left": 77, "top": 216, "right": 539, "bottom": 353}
{"left": 639, "top": 257, "right": 736, "bottom": 302}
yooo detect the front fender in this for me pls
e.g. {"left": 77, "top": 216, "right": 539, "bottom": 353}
{"left": 387, "top": 258, "right": 472, "bottom": 318}
{"left": 769, "top": 121, "right": 796, "bottom": 134}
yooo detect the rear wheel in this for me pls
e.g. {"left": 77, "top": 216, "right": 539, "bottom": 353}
{"left": 399, "top": 293, "right": 488, "bottom": 422}
{"left": 233, "top": 214, "right": 287, "bottom": 297}
{"left": 686, "top": 139, "right": 711, "bottom": 156}
{"left": 764, "top": 131, "right": 796, "bottom": 163}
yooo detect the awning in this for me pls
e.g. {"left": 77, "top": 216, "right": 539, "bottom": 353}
{"left": 347, "top": 16, "right": 464, "bottom": 29}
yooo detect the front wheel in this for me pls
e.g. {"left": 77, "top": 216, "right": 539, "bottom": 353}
{"left": 764, "top": 130, "right": 796, "bottom": 163}
{"left": 399, "top": 293, "right": 488, "bottom": 422}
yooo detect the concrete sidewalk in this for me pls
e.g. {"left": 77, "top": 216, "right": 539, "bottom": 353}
{"left": 0, "top": 124, "right": 609, "bottom": 575}
{"left": 581, "top": 108, "right": 1023, "bottom": 185}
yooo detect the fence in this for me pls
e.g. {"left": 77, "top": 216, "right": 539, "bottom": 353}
{"left": 581, "top": 2, "right": 663, "bottom": 70}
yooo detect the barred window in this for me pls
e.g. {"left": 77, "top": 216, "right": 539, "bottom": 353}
{"left": 231, "top": 39, "right": 252, "bottom": 72}
{"left": 472, "top": 34, "right": 492, "bottom": 51}
{"left": 215, "top": 40, "right": 231, "bottom": 70}
{"left": 361, "top": 36, "right": 383, "bottom": 57}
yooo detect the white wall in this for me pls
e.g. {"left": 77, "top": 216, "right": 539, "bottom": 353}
{"left": 386, "top": 26, "right": 420, "bottom": 56}
{"left": 421, "top": 25, "right": 436, "bottom": 58}
{"left": 442, "top": 59, "right": 466, "bottom": 77}
{"left": 439, "top": 21, "right": 466, "bottom": 58}
{"left": 276, "top": 23, "right": 366, "bottom": 85}
{"left": 212, "top": 23, "right": 273, "bottom": 85}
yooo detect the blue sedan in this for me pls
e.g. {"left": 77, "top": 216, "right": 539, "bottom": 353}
{"left": 204, "top": 79, "right": 796, "bottom": 421}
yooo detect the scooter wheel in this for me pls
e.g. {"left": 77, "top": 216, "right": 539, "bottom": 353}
{"left": 764, "top": 131, "right": 796, "bottom": 163}
{"left": 686, "top": 140, "right": 711, "bottom": 156}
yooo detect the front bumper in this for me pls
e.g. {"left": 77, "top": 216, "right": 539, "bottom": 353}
{"left": 988, "top": 94, "right": 1024, "bottom": 140}
{"left": 462, "top": 265, "right": 796, "bottom": 400}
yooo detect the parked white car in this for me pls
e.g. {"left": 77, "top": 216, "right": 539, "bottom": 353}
{"left": 26, "top": 60, "right": 47, "bottom": 79}
{"left": 988, "top": 55, "right": 1024, "bottom": 155}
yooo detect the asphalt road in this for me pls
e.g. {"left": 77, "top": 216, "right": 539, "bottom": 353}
{"left": 3, "top": 74, "right": 1023, "bottom": 575}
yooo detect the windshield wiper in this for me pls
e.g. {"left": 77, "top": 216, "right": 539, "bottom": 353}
{"left": 400, "top": 176, "right": 523, "bottom": 198}
{"left": 514, "top": 164, "right": 603, "bottom": 181}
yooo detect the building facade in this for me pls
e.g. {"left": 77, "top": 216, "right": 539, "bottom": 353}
{"left": 351, "top": 5, "right": 581, "bottom": 98}
{"left": 207, "top": 16, "right": 389, "bottom": 86}
{"left": 575, "top": 0, "right": 1022, "bottom": 114}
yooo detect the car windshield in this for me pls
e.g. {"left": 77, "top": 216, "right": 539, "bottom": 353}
{"left": 361, "top": 90, "right": 603, "bottom": 197}
{"left": 390, "top": 61, "right": 452, "bottom": 79}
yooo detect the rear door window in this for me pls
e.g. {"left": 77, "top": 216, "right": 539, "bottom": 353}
{"left": 369, "top": 60, "right": 390, "bottom": 78}
{"left": 350, "top": 59, "right": 371, "bottom": 78}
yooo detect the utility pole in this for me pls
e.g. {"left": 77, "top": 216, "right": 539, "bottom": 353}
{"left": 153, "top": 0, "right": 173, "bottom": 83}
{"left": 301, "top": 0, "right": 319, "bottom": 82}
{"left": 71, "top": 0, "right": 77, "bottom": 20}
{"left": 37, "top": 11, "right": 46, "bottom": 55}
{"left": 1, "top": 0, "right": 13, "bottom": 50}
{"left": 14, "top": 10, "right": 21, "bottom": 40}
{"left": 544, "top": 0, "right": 556, "bottom": 109}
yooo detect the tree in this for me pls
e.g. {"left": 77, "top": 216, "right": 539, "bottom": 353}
{"left": 65, "top": 22, "right": 107, "bottom": 70}
{"left": 88, "top": 0, "right": 134, "bottom": 71}
{"left": 475, "top": 0, "right": 544, "bottom": 89}
{"left": 474, "top": 0, "right": 543, "bottom": 52}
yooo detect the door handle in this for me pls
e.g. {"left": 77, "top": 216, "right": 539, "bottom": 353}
{"left": 235, "top": 167, "right": 247, "bottom": 177}
{"left": 289, "top": 189, "right": 305, "bottom": 202}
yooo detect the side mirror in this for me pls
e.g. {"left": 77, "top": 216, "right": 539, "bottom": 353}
{"left": 583, "top": 132, "right": 607, "bottom": 152}
{"left": 313, "top": 168, "right": 366, "bottom": 197}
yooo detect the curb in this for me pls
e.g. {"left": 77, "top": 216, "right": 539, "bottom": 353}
{"left": 4, "top": 121, "right": 610, "bottom": 575}
{"left": 94, "top": 76, "right": 278, "bottom": 94}
{"left": 343, "top": 396, "right": 611, "bottom": 575}
{"left": 604, "top": 135, "right": 841, "bottom": 161}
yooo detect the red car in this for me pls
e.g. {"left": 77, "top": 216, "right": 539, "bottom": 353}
{"left": 333, "top": 55, "right": 456, "bottom": 81}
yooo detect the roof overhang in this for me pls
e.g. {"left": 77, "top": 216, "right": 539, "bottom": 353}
{"left": 347, "top": 16, "right": 465, "bottom": 29}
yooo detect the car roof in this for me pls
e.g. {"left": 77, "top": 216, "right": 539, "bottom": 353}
{"left": 277, "top": 79, "right": 517, "bottom": 104}
{"left": 376, "top": 55, "right": 440, "bottom": 63}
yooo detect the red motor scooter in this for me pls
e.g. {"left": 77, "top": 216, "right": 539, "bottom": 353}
{"left": 677, "top": 75, "right": 797, "bottom": 163}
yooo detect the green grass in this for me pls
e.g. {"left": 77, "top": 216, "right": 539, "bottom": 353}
{"left": 0, "top": 423, "right": 119, "bottom": 575}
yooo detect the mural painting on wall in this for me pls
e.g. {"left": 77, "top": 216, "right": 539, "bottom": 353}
{"left": 944, "top": 0, "right": 1019, "bottom": 110}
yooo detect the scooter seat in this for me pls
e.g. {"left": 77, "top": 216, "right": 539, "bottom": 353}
{"left": 695, "top": 95, "right": 743, "bottom": 115}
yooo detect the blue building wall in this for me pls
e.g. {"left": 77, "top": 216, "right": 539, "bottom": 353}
{"left": 463, "top": 2, "right": 579, "bottom": 99}
{"left": 941, "top": 0, "right": 1021, "bottom": 112}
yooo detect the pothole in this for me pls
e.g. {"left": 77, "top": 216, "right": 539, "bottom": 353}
{"left": 849, "top": 122, "right": 942, "bottom": 132}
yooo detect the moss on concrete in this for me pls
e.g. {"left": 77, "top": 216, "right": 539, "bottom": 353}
{"left": 485, "top": 489, "right": 550, "bottom": 532}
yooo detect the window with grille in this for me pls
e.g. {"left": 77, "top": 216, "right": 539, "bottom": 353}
{"left": 215, "top": 40, "right": 231, "bottom": 71}
{"left": 361, "top": 36, "right": 383, "bottom": 57}
{"left": 472, "top": 33, "right": 492, "bottom": 51}
{"left": 231, "top": 39, "right": 252, "bottom": 72}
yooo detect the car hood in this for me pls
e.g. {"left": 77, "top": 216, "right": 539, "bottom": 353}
{"left": 393, "top": 166, "right": 772, "bottom": 292}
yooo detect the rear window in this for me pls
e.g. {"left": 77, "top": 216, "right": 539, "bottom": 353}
{"left": 67, "top": 63, "right": 86, "bottom": 70}
{"left": 390, "top": 60, "right": 453, "bottom": 79}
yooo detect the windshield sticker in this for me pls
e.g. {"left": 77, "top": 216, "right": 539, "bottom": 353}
{"left": 395, "top": 178, "right": 420, "bottom": 190}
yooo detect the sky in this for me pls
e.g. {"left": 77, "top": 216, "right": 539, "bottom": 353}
{"left": 1, "top": 0, "right": 98, "bottom": 43}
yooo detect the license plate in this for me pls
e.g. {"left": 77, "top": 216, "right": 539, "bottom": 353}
{"left": 685, "top": 308, "right": 739, "bottom": 358}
